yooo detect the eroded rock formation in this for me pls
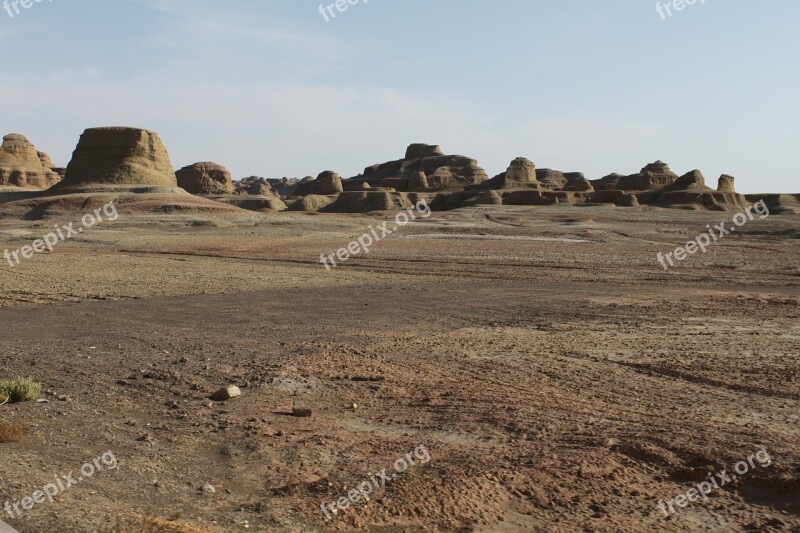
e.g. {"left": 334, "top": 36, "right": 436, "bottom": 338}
{"left": 0, "top": 134, "right": 62, "bottom": 189}
{"left": 176, "top": 162, "right": 234, "bottom": 195}
{"left": 60, "top": 127, "right": 176, "bottom": 188}
{"left": 326, "top": 191, "right": 413, "bottom": 213}
{"left": 638, "top": 170, "right": 747, "bottom": 210}
{"left": 347, "top": 144, "right": 488, "bottom": 192}
{"left": 293, "top": 171, "right": 344, "bottom": 196}
{"left": 615, "top": 161, "right": 679, "bottom": 191}
{"left": 718, "top": 175, "right": 736, "bottom": 192}
{"left": 478, "top": 157, "right": 543, "bottom": 191}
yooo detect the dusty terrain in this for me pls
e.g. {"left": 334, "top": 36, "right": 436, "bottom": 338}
{"left": 1, "top": 204, "right": 798, "bottom": 532}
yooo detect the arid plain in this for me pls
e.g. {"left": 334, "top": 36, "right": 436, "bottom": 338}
{"left": 1, "top": 204, "right": 798, "bottom": 532}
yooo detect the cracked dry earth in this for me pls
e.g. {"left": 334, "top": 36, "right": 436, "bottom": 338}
{"left": 0, "top": 205, "right": 798, "bottom": 532}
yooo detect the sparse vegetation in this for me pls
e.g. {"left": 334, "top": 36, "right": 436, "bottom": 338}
{"left": 0, "top": 377, "right": 42, "bottom": 403}
{"left": 103, "top": 514, "right": 214, "bottom": 533}
{"left": 0, "top": 422, "right": 28, "bottom": 443}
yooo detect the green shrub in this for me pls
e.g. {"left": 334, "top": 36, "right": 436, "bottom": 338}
{"left": 0, "top": 377, "right": 42, "bottom": 403}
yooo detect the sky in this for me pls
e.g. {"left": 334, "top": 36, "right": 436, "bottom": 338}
{"left": 0, "top": 0, "right": 797, "bottom": 193}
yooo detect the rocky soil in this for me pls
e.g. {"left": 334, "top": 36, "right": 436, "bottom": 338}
{"left": 0, "top": 205, "right": 798, "bottom": 532}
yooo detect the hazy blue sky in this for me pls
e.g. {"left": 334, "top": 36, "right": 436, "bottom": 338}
{"left": 1, "top": 0, "right": 797, "bottom": 192}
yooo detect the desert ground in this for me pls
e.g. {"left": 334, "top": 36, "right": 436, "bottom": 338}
{"left": 1, "top": 204, "right": 798, "bottom": 532}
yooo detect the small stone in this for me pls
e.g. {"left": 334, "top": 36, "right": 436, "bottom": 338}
{"left": 210, "top": 386, "right": 242, "bottom": 402}
{"left": 201, "top": 483, "right": 216, "bottom": 494}
{"left": 291, "top": 399, "right": 312, "bottom": 417}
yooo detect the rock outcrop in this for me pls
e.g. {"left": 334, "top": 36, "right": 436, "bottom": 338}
{"left": 407, "top": 171, "right": 430, "bottom": 192}
{"left": 638, "top": 170, "right": 747, "bottom": 210}
{"left": 37, "top": 151, "right": 55, "bottom": 170}
{"left": 268, "top": 177, "right": 301, "bottom": 196}
{"left": 288, "top": 194, "right": 337, "bottom": 212}
{"left": 326, "top": 191, "right": 412, "bottom": 213}
{"left": 432, "top": 158, "right": 551, "bottom": 209}
{"left": 0, "top": 134, "right": 62, "bottom": 189}
{"left": 41, "top": 153, "right": 66, "bottom": 179}
{"left": 745, "top": 194, "right": 800, "bottom": 215}
{"left": 215, "top": 195, "right": 287, "bottom": 212}
{"left": 405, "top": 143, "right": 444, "bottom": 159}
{"left": 718, "top": 174, "right": 736, "bottom": 192}
{"left": 537, "top": 170, "right": 592, "bottom": 192}
{"left": 293, "top": 171, "right": 344, "bottom": 196}
{"left": 59, "top": 127, "right": 176, "bottom": 188}
{"left": 2, "top": 127, "right": 255, "bottom": 218}
{"left": 347, "top": 144, "right": 488, "bottom": 192}
{"left": 176, "top": 162, "right": 234, "bottom": 195}
{"left": 478, "top": 157, "right": 543, "bottom": 191}
{"left": 234, "top": 176, "right": 278, "bottom": 196}
{"left": 564, "top": 173, "right": 594, "bottom": 192}
{"left": 536, "top": 169, "right": 567, "bottom": 190}
{"left": 615, "top": 161, "right": 679, "bottom": 191}
{"left": 591, "top": 173, "right": 625, "bottom": 191}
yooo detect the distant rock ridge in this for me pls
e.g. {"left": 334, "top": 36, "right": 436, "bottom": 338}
{"left": 615, "top": 160, "right": 679, "bottom": 191}
{"left": 0, "top": 134, "right": 62, "bottom": 189}
{"left": 536, "top": 170, "right": 592, "bottom": 192}
{"left": 345, "top": 143, "right": 488, "bottom": 192}
{"left": 233, "top": 176, "right": 276, "bottom": 196}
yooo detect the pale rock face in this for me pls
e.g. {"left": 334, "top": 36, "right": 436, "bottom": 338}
{"left": 718, "top": 174, "right": 736, "bottom": 193}
{"left": 0, "top": 134, "right": 62, "bottom": 189}
{"left": 294, "top": 171, "right": 344, "bottom": 196}
{"left": 503, "top": 158, "right": 539, "bottom": 187}
{"left": 537, "top": 169, "right": 567, "bottom": 190}
{"left": 484, "top": 157, "right": 543, "bottom": 190}
{"left": 405, "top": 143, "right": 444, "bottom": 159}
{"left": 672, "top": 170, "right": 708, "bottom": 191}
{"left": 37, "top": 150, "right": 56, "bottom": 169}
{"left": 176, "top": 162, "right": 234, "bottom": 195}
{"left": 61, "top": 127, "right": 176, "bottom": 187}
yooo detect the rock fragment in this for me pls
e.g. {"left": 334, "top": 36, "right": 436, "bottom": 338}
{"left": 210, "top": 386, "right": 242, "bottom": 402}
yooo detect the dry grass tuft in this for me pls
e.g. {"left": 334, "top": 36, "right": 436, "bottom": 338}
{"left": 0, "top": 422, "right": 28, "bottom": 443}
{"left": 0, "top": 377, "right": 42, "bottom": 403}
{"left": 103, "top": 513, "right": 215, "bottom": 533}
